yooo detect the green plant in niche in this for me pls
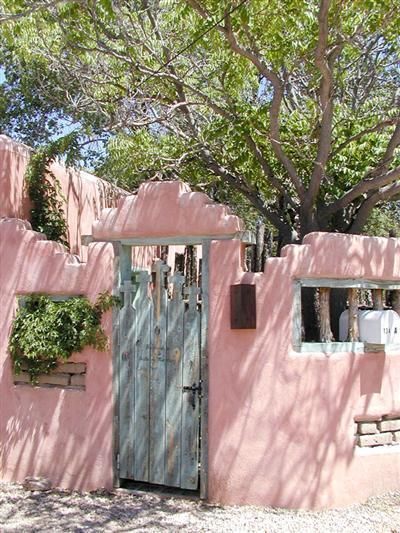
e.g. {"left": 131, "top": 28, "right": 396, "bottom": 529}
{"left": 25, "top": 133, "right": 80, "bottom": 248}
{"left": 9, "top": 292, "right": 120, "bottom": 382}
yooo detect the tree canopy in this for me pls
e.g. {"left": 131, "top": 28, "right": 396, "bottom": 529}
{"left": 0, "top": 0, "right": 399, "bottom": 247}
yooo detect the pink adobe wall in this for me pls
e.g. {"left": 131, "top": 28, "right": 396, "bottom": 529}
{"left": 0, "top": 135, "right": 125, "bottom": 256}
{"left": 0, "top": 181, "right": 234, "bottom": 493}
{"left": 2, "top": 174, "right": 399, "bottom": 508}
{"left": 207, "top": 232, "right": 400, "bottom": 509}
{"left": 0, "top": 136, "right": 31, "bottom": 220}
{"left": 92, "top": 181, "right": 243, "bottom": 241}
{"left": 0, "top": 218, "right": 115, "bottom": 491}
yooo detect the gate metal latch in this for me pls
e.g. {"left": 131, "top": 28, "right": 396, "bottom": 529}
{"left": 182, "top": 381, "right": 202, "bottom": 409}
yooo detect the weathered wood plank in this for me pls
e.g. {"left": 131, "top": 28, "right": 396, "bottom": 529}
{"left": 117, "top": 233, "right": 239, "bottom": 246}
{"left": 85, "top": 231, "right": 254, "bottom": 246}
{"left": 118, "top": 245, "right": 206, "bottom": 491}
{"left": 372, "top": 289, "right": 384, "bottom": 310}
{"left": 199, "top": 239, "right": 210, "bottom": 499}
{"left": 292, "top": 281, "right": 302, "bottom": 350}
{"left": 165, "top": 274, "right": 185, "bottom": 487}
{"left": 181, "top": 285, "right": 201, "bottom": 490}
{"left": 347, "top": 288, "right": 360, "bottom": 342}
{"left": 133, "top": 271, "right": 152, "bottom": 482}
{"left": 149, "top": 261, "right": 169, "bottom": 485}
{"left": 299, "top": 278, "right": 400, "bottom": 290}
{"left": 112, "top": 242, "right": 122, "bottom": 487}
{"left": 184, "top": 245, "right": 197, "bottom": 286}
{"left": 119, "top": 280, "right": 136, "bottom": 479}
{"left": 120, "top": 245, "right": 133, "bottom": 283}
{"left": 318, "top": 287, "right": 334, "bottom": 342}
{"left": 393, "top": 290, "right": 400, "bottom": 314}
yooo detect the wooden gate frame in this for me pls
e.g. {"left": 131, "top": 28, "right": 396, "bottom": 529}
{"left": 111, "top": 237, "right": 212, "bottom": 498}
{"left": 110, "top": 232, "right": 253, "bottom": 498}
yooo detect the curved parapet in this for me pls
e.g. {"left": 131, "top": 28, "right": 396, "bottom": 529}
{"left": 91, "top": 181, "right": 244, "bottom": 242}
{"left": 0, "top": 217, "right": 114, "bottom": 295}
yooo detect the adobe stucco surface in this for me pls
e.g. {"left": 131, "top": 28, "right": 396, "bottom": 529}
{"left": 0, "top": 218, "right": 115, "bottom": 491}
{"left": 207, "top": 233, "right": 400, "bottom": 509}
{"left": 1, "top": 139, "right": 400, "bottom": 510}
{"left": 0, "top": 135, "right": 124, "bottom": 256}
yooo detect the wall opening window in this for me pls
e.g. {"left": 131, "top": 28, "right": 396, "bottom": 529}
{"left": 293, "top": 280, "right": 400, "bottom": 353}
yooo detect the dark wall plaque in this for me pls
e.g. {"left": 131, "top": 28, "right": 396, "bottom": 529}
{"left": 230, "top": 284, "right": 256, "bottom": 329}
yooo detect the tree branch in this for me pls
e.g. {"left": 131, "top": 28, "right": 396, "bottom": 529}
{"left": 0, "top": 0, "right": 69, "bottom": 23}
{"left": 331, "top": 118, "right": 399, "bottom": 156}
{"left": 304, "top": 0, "right": 336, "bottom": 210}
{"left": 322, "top": 123, "right": 400, "bottom": 217}
{"left": 243, "top": 133, "right": 297, "bottom": 206}
{"left": 185, "top": 0, "right": 305, "bottom": 200}
{"left": 380, "top": 122, "right": 400, "bottom": 169}
{"left": 349, "top": 181, "right": 400, "bottom": 234}
{"left": 200, "top": 148, "right": 290, "bottom": 233}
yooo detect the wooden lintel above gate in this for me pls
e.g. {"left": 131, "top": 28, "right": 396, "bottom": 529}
{"left": 82, "top": 230, "right": 255, "bottom": 247}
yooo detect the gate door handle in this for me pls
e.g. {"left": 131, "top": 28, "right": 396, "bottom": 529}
{"left": 182, "top": 382, "right": 202, "bottom": 409}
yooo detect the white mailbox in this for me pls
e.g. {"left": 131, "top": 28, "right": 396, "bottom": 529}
{"left": 339, "top": 309, "right": 400, "bottom": 345}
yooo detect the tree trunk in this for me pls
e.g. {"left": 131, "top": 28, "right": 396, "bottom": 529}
{"left": 255, "top": 221, "right": 265, "bottom": 272}
{"left": 299, "top": 208, "right": 319, "bottom": 240}
{"left": 372, "top": 289, "right": 384, "bottom": 310}
{"left": 392, "top": 290, "right": 400, "bottom": 315}
{"left": 330, "top": 288, "right": 347, "bottom": 340}
{"left": 184, "top": 245, "right": 197, "bottom": 285}
{"left": 318, "top": 287, "right": 334, "bottom": 342}
{"left": 302, "top": 287, "right": 319, "bottom": 342}
{"left": 347, "top": 288, "right": 360, "bottom": 341}
{"left": 265, "top": 230, "right": 274, "bottom": 258}
{"left": 246, "top": 244, "right": 255, "bottom": 272}
{"left": 277, "top": 226, "right": 297, "bottom": 255}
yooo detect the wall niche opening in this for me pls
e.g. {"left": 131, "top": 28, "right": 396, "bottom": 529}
{"left": 297, "top": 282, "right": 400, "bottom": 347}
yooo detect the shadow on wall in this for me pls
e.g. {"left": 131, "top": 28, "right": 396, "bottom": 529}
{"left": 0, "top": 135, "right": 128, "bottom": 259}
{"left": 0, "top": 219, "right": 115, "bottom": 490}
{"left": 0, "top": 360, "right": 113, "bottom": 491}
{"left": 63, "top": 166, "right": 127, "bottom": 257}
{"left": 0, "top": 141, "right": 31, "bottom": 220}
{"left": 207, "top": 236, "right": 400, "bottom": 509}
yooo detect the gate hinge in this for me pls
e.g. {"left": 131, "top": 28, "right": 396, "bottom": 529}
{"left": 116, "top": 453, "right": 120, "bottom": 471}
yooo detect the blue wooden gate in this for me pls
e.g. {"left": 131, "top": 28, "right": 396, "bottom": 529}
{"left": 118, "top": 259, "right": 201, "bottom": 490}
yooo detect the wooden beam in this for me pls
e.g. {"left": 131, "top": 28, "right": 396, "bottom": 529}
{"left": 111, "top": 242, "right": 121, "bottom": 488}
{"left": 119, "top": 244, "right": 132, "bottom": 284}
{"left": 295, "top": 341, "right": 365, "bottom": 353}
{"left": 292, "top": 281, "right": 302, "bottom": 350}
{"left": 392, "top": 290, "right": 400, "bottom": 314}
{"left": 299, "top": 278, "right": 400, "bottom": 290}
{"left": 372, "top": 289, "right": 384, "bottom": 310}
{"left": 347, "top": 288, "right": 360, "bottom": 342}
{"left": 200, "top": 240, "right": 210, "bottom": 499}
{"left": 318, "top": 287, "right": 334, "bottom": 342}
{"left": 81, "top": 231, "right": 255, "bottom": 247}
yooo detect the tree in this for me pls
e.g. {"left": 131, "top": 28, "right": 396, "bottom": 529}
{"left": 0, "top": 0, "right": 399, "bottom": 249}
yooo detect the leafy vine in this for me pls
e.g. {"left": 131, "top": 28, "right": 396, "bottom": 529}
{"left": 9, "top": 292, "right": 120, "bottom": 382}
{"left": 25, "top": 133, "right": 80, "bottom": 248}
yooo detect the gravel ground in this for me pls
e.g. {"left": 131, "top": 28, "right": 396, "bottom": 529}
{"left": 0, "top": 483, "right": 400, "bottom": 532}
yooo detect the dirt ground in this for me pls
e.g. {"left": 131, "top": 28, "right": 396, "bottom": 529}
{"left": 0, "top": 482, "right": 400, "bottom": 532}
